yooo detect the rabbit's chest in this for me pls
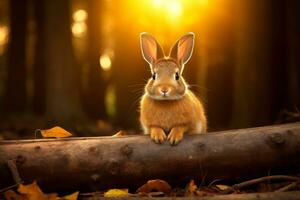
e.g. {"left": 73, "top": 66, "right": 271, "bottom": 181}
{"left": 152, "top": 105, "right": 188, "bottom": 122}
{"left": 142, "top": 98, "right": 193, "bottom": 130}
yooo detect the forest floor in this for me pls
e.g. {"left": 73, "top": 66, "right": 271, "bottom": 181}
{"left": 2, "top": 175, "right": 300, "bottom": 199}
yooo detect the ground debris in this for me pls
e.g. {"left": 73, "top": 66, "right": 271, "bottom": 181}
{"left": 1, "top": 175, "right": 300, "bottom": 199}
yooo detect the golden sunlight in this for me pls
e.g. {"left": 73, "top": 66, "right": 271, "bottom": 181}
{"left": 72, "top": 9, "right": 88, "bottom": 38}
{"left": 0, "top": 25, "right": 8, "bottom": 55}
{"left": 72, "top": 22, "right": 87, "bottom": 38}
{"left": 73, "top": 9, "right": 88, "bottom": 22}
{"left": 152, "top": 0, "right": 183, "bottom": 18}
{"left": 99, "top": 53, "right": 112, "bottom": 71}
{"left": 124, "top": 0, "right": 211, "bottom": 46}
{"left": 168, "top": 1, "right": 182, "bottom": 17}
{"left": 0, "top": 26, "right": 9, "bottom": 46}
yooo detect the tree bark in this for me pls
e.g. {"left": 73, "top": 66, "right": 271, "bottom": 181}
{"left": 111, "top": 1, "right": 146, "bottom": 129}
{"left": 202, "top": 1, "right": 236, "bottom": 131}
{"left": 231, "top": 0, "right": 274, "bottom": 128}
{"left": 44, "top": 0, "right": 85, "bottom": 127}
{"left": 4, "top": 0, "right": 28, "bottom": 113}
{"left": 84, "top": 0, "right": 107, "bottom": 119}
{"left": 285, "top": 0, "right": 300, "bottom": 109}
{"left": 32, "top": 0, "right": 46, "bottom": 114}
{"left": 0, "top": 122, "right": 300, "bottom": 192}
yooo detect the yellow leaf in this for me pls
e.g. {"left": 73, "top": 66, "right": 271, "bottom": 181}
{"left": 59, "top": 191, "right": 79, "bottom": 200}
{"left": 112, "top": 130, "right": 127, "bottom": 137}
{"left": 39, "top": 126, "right": 72, "bottom": 138}
{"left": 18, "top": 181, "right": 57, "bottom": 200}
{"left": 104, "top": 189, "right": 129, "bottom": 197}
{"left": 215, "top": 184, "right": 230, "bottom": 191}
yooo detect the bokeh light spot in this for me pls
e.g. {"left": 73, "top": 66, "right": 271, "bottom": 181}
{"left": 71, "top": 22, "right": 87, "bottom": 38}
{"left": 99, "top": 54, "right": 112, "bottom": 71}
{"left": 0, "top": 26, "right": 9, "bottom": 46}
{"left": 73, "top": 9, "right": 88, "bottom": 22}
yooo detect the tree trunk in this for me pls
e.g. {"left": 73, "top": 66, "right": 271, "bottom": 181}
{"left": 4, "top": 0, "right": 28, "bottom": 113}
{"left": 231, "top": 0, "right": 274, "bottom": 128}
{"left": 85, "top": 0, "right": 107, "bottom": 119}
{"left": 32, "top": 0, "right": 46, "bottom": 114}
{"left": 203, "top": 1, "right": 236, "bottom": 131}
{"left": 44, "top": 0, "right": 84, "bottom": 127}
{"left": 285, "top": 0, "right": 300, "bottom": 109}
{"left": 0, "top": 122, "right": 300, "bottom": 192}
{"left": 112, "top": 5, "right": 144, "bottom": 129}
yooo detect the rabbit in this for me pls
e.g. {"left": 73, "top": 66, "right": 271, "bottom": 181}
{"left": 139, "top": 32, "right": 207, "bottom": 145}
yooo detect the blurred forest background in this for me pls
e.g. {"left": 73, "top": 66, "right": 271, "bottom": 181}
{"left": 0, "top": 0, "right": 299, "bottom": 139}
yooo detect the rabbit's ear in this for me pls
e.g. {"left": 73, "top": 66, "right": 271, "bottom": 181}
{"left": 140, "top": 32, "right": 164, "bottom": 65}
{"left": 169, "top": 32, "right": 195, "bottom": 67}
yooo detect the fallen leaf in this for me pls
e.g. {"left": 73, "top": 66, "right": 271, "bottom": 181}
{"left": 4, "top": 190, "right": 26, "bottom": 200}
{"left": 112, "top": 130, "right": 127, "bottom": 137}
{"left": 185, "top": 180, "right": 198, "bottom": 196}
{"left": 39, "top": 126, "right": 72, "bottom": 138}
{"left": 136, "top": 179, "right": 172, "bottom": 195}
{"left": 59, "top": 191, "right": 79, "bottom": 200}
{"left": 215, "top": 184, "right": 230, "bottom": 191}
{"left": 18, "top": 181, "right": 57, "bottom": 200}
{"left": 104, "top": 189, "right": 129, "bottom": 197}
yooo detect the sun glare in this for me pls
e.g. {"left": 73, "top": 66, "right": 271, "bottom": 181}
{"left": 72, "top": 9, "right": 88, "bottom": 38}
{"left": 124, "top": 0, "right": 210, "bottom": 45}
{"left": 99, "top": 54, "right": 112, "bottom": 71}
{"left": 169, "top": 2, "right": 182, "bottom": 16}
{"left": 73, "top": 9, "right": 88, "bottom": 22}
{"left": 0, "top": 26, "right": 8, "bottom": 55}
{"left": 0, "top": 26, "right": 9, "bottom": 46}
{"left": 149, "top": 0, "right": 183, "bottom": 18}
{"left": 72, "top": 22, "right": 87, "bottom": 37}
{"left": 164, "top": 0, "right": 183, "bottom": 18}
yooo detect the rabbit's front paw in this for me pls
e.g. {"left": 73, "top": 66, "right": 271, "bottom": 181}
{"left": 167, "top": 127, "right": 186, "bottom": 145}
{"left": 150, "top": 127, "right": 166, "bottom": 144}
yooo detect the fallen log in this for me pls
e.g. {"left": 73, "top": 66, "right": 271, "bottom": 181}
{"left": 0, "top": 122, "right": 300, "bottom": 192}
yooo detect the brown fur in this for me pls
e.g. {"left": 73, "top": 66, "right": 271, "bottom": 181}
{"left": 140, "top": 89, "right": 207, "bottom": 134}
{"left": 139, "top": 32, "right": 207, "bottom": 145}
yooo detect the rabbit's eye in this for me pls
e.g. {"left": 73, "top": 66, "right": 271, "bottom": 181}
{"left": 152, "top": 73, "right": 156, "bottom": 80}
{"left": 175, "top": 72, "right": 180, "bottom": 80}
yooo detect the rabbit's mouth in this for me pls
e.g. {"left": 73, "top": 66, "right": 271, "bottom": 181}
{"left": 147, "top": 93, "right": 184, "bottom": 101}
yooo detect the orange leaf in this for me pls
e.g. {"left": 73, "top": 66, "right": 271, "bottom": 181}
{"left": 39, "top": 126, "right": 72, "bottom": 138}
{"left": 59, "top": 191, "right": 79, "bottom": 200}
{"left": 4, "top": 190, "right": 26, "bottom": 200}
{"left": 185, "top": 180, "right": 198, "bottom": 196}
{"left": 18, "top": 181, "right": 57, "bottom": 200}
{"left": 136, "top": 179, "right": 171, "bottom": 195}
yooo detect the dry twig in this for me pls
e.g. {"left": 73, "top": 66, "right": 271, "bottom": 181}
{"left": 275, "top": 181, "right": 300, "bottom": 192}
{"left": 221, "top": 175, "right": 300, "bottom": 194}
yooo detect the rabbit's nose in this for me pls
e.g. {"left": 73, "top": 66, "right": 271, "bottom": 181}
{"left": 160, "top": 87, "right": 170, "bottom": 96}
